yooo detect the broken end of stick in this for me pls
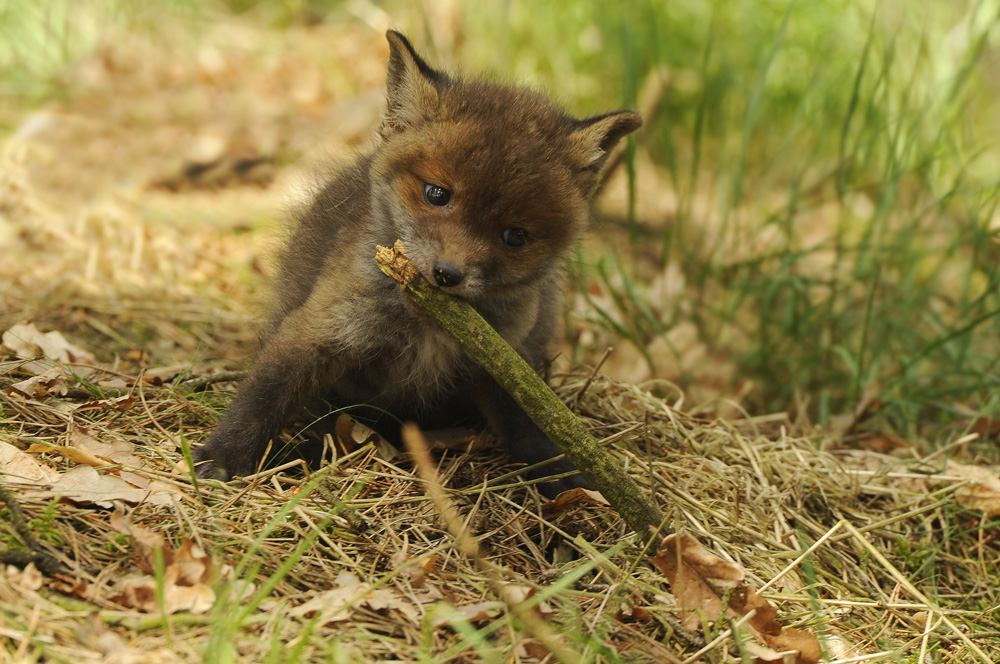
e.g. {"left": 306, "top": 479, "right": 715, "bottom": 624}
{"left": 375, "top": 240, "right": 420, "bottom": 287}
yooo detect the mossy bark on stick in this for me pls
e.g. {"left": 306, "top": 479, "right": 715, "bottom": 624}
{"left": 375, "top": 241, "right": 666, "bottom": 541}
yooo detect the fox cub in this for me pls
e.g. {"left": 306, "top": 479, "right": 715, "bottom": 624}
{"left": 195, "top": 31, "right": 641, "bottom": 495}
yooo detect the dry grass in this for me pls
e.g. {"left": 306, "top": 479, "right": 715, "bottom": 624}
{"left": 1, "top": 6, "right": 999, "bottom": 663}
{"left": 1, "top": 356, "right": 998, "bottom": 662}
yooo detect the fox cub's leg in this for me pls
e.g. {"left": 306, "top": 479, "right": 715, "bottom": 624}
{"left": 473, "top": 377, "right": 593, "bottom": 497}
{"left": 195, "top": 308, "right": 333, "bottom": 480}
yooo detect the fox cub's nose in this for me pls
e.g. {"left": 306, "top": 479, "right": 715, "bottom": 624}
{"left": 433, "top": 261, "right": 464, "bottom": 287}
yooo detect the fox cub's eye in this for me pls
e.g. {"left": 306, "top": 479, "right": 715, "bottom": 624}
{"left": 501, "top": 228, "right": 528, "bottom": 248}
{"left": 423, "top": 184, "right": 451, "bottom": 206}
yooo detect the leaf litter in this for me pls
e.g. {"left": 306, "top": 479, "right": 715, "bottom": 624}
{"left": 1, "top": 321, "right": 998, "bottom": 661}
{"left": 1, "top": 8, "right": 998, "bottom": 663}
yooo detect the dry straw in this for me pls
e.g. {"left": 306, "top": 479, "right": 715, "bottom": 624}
{"left": 1, "top": 346, "right": 997, "bottom": 661}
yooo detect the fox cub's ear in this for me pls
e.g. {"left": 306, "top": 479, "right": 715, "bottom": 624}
{"left": 381, "top": 31, "right": 447, "bottom": 137}
{"left": 568, "top": 110, "right": 642, "bottom": 191}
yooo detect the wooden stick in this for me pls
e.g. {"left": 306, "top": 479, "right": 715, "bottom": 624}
{"left": 375, "top": 241, "right": 666, "bottom": 541}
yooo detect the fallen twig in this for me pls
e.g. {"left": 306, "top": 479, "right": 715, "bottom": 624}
{"left": 375, "top": 241, "right": 666, "bottom": 541}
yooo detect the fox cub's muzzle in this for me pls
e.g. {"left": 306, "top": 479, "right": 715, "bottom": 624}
{"left": 433, "top": 260, "right": 464, "bottom": 287}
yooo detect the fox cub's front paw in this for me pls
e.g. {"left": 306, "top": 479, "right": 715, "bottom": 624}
{"left": 191, "top": 429, "right": 259, "bottom": 481}
{"left": 526, "top": 457, "right": 595, "bottom": 498}
{"left": 192, "top": 444, "right": 235, "bottom": 480}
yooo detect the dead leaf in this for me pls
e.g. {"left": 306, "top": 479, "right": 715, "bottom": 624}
{"left": 820, "top": 634, "right": 862, "bottom": 660}
{"left": 365, "top": 587, "right": 421, "bottom": 624}
{"left": 110, "top": 570, "right": 215, "bottom": 615}
{"left": 334, "top": 415, "right": 378, "bottom": 451}
{"left": 391, "top": 547, "right": 433, "bottom": 588}
{"left": 291, "top": 571, "right": 425, "bottom": 625}
{"left": 333, "top": 415, "right": 399, "bottom": 460}
{"left": 730, "top": 584, "right": 785, "bottom": 636}
{"left": 541, "top": 486, "right": 610, "bottom": 514}
{"left": 96, "top": 377, "right": 128, "bottom": 389}
{"left": 26, "top": 440, "right": 106, "bottom": 468}
{"left": 422, "top": 554, "right": 443, "bottom": 577}
{"left": 141, "top": 366, "right": 185, "bottom": 384}
{"left": 334, "top": 418, "right": 487, "bottom": 461}
{"left": 27, "top": 428, "right": 142, "bottom": 468}
{"left": 432, "top": 600, "right": 506, "bottom": 627}
{"left": 75, "top": 612, "right": 154, "bottom": 662}
{"left": 413, "top": 585, "right": 444, "bottom": 605}
{"left": 655, "top": 533, "right": 820, "bottom": 664}
{"left": 25, "top": 465, "right": 174, "bottom": 507}
{"left": 0, "top": 441, "right": 60, "bottom": 484}
{"left": 616, "top": 603, "right": 652, "bottom": 622}
{"left": 118, "top": 471, "right": 150, "bottom": 488}
{"left": 292, "top": 586, "right": 358, "bottom": 624}
{"left": 75, "top": 616, "right": 183, "bottom": 663}
{"left": 654, "top": 533, "right": 745, "bottom": 631}
{"left": 423, "top": 427, "right": 491, "bottom": 452}
{"left": 109, "top": 509, "right": 167, "bottom": 571}
{"left": 50, "top": 576, "right": 93, "bottom": 600}
{"left": 172, "top": 540, "right": 214, "bottom": 586}
{"left": 947, "top": 461, "right": 1000, "bottom": 516}
{"left": 730, "top": 585, "right": 821, "bottom": 663}
{"left": 69, "top": 423, "right": 143, "bottom": 467}
{"left": 6, "top": 563, "right": 44, "bottom": 591}
{"left": 106, "top": 512, "right": 216, "bottom": 615}
{"left": 498, "top": 583, "right": 553, "bottom": 620}
{"left": 73, "top": 394, "right": 137, "bottom": 413}
{"left": 742, "top": 641, "right": 800, "bottom": 663}
{"left": 515, "top": 637, "right": 551, "bottom": 661}
{"left": 7, "top": 366, "right": 70, "bottom": 398}
{"left": 291, "top": 572, "right": 370, "bottom": 624}
{"left": 2, "top": 322, "right": 98, "bottom": 374}
{"left": 499, "top": 583, "right": 533, "bottom": 605}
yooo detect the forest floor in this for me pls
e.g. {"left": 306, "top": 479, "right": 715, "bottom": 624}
{"left": 1, "top": 6, "right": 998, "bottom": 663}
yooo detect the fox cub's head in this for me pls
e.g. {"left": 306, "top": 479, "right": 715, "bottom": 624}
{"left": 371, "top": 31, "right": 641, "bottom": 302}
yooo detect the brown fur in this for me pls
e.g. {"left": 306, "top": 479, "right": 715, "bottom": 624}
{"left": 195, "top": 31, "right": 641, "bottom": 495}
